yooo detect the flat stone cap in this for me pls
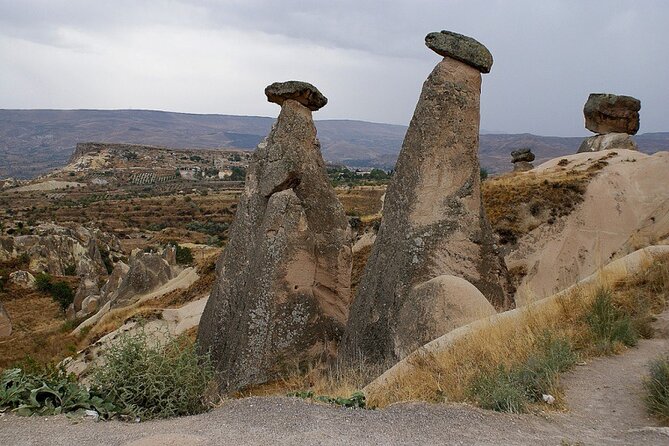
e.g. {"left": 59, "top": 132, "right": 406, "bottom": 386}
{"left": 584, "top": 93, "right": 641, "bottom": 135}
{"left": 511, "top": 148, "right": 535, "bottom": 163}
{"left": 425, "top": 30, "right": 493, "bottom": 73}
{"left": 265, "top": 81, "right": 328, "bottom": 111}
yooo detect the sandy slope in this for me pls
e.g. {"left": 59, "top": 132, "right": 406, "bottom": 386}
{"left": 508, "top": 149, "right": 669, "bottom": 304}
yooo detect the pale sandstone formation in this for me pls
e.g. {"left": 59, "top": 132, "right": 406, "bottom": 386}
{"left": 342, "top": 31, "right": 512, "bottom": 364}
{"left": 0, "top": 223, "right": 121, "bottom": 277}
{"left": 198, "top": 81, "right": 352, "bottom": 392}
{"left": 578, "top": 133, "right": 638, "bottom": 153}
{"left": 584, "top": 93, "right": 640, "bottom": 135}
{"left": 110, "top": 250, "right": 173, "bottom": 308}
{"left": 507, "top": 150, "right": 669, "bottom": 304}
{"left": 364, "top": 245, "right": 669, "bottom": 400}
{"left": 8, "top": 270, "right": 36, "bottom": 288}
{"left": 394, "top": 275, "right": 496, "bottom": 356}
{"left": 0, "top": 301, "right": 11, "bottom": 338}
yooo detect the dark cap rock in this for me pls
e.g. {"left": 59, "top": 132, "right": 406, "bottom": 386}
{"left": 584, "top": 93, "right": 640, "bottom": 135}
{"left": 511, "top": 148, "right": 535, "bottom": 163}
{"left": 265, "top": 81, "right": 328, "bottom": 111}
{"left": 425, "top": 30, "right": 493, "bottom": 73}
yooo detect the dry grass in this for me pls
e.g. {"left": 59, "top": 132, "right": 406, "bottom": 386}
{"left": 365, "top": 253, "right": 669, "bottom": 408}
{"left": 336, "top": 186, "right": 386, "bottom": 217}
{"left": 482, "top": 154, "right": 615, "bottom": 245}
{"left": 0, "top": 284, "right": 76, "bottom": 369}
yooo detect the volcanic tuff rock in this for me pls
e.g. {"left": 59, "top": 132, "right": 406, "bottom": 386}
{"left": 265, "top": 81, "right": 328, "bottom": 111}
{"left": 8, "top": 270, "right": 36, "bottom": 289}
{"left": 110, "top": 250, "right": 173, "bottom": 308}
{"left": 0, "top": 302, "right": 11, "bottom": 338}
{"left": 578, "top": 133, "right": 639, "bottom": 153}
{"left": 0, "top": 224, "right": 121, "bottom": 277}
{"left": 584, "top": 93, "right": 640, "bottom": 135}
{"left": 198, "top": 82, "right": 352, "bottom": 392}
{"left": 343, "top": 32, "right": 512, "bottom": 365}
{"left": 425, "top": 30, "right": 494, "bottom": 73}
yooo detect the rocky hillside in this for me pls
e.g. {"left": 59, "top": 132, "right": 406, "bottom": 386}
{"left": 3, "top": 109, "right": 669, "bottom": 179}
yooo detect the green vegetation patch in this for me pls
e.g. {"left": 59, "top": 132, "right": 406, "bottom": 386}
{"left": 644, "top": 355, "right": 669, "bottom": 423}
{"left": 288, "top": 390, "right": 367, "bottom": 409}
{"left": 91, "top": 331, "right": 214, "bottom": 420}
{"left": 468, "top": 334, "right": 576, "bottom": 413}
{"left": 35, "top": 273, "right": 74, "bottom": 312}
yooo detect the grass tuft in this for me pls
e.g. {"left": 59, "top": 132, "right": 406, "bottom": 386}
{"left": 644, "top": 355, "right": 669, "bottom": 423}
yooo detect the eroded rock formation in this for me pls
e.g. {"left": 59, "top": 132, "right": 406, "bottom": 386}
{"left": 198, "top": 81, "right": 352, "bottom": 392}
{"left": 343, "top": 30, "right": 512, "bottom": 365}
{"left": 512, "top": 148, "right": 535, "bottom": 172}
{"left": 0, "top": 302, "right": 11, "bottom": 338}
{"left": 579, "top": 93, "right": 640, "bottom": 153}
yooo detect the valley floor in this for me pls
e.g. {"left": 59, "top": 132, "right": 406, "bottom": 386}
{"left": 2, "top": 336, "right": 668, "bottom": 446}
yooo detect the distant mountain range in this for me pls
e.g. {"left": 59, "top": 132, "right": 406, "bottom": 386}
{"left": 1, "top": 109, "right": 668, "bottom": 179}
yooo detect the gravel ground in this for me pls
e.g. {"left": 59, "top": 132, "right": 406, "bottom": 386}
{"left": 2, "top": 339, "right": 668, "bottom": 446}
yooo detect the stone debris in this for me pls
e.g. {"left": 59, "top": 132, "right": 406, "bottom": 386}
{"left": 343, "top": 31, "right": 513, "bottom": 366}
{"left": 198, "top": 81, "right": 352, "bottom": 392}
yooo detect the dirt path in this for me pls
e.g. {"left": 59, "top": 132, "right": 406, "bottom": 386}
{"left": 2, "top": 329, "right": 668, "bottom": 445}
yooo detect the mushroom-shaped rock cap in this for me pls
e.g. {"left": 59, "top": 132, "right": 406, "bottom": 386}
{"left": 425, "top": 30, "right": 493, "bottom": 73}
{"left": 265, "top": 81, "right": 328, "bottom": 111}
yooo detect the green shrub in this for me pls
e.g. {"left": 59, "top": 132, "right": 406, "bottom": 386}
{"left": 34, "top": 273, "right": 75, "bottom": 311}
{"left": 63, "top": 264, "right": 77, "bottom": 276}
{"left": 167, "top": 242, "right": 194, "bottom": 265}
{"left": 91, "top": 331, "right": 214, "bottom": 420}
{"left": 0, "top": 362, "right": 116, "bottom": 417}
{"left": 586, "top": 288, "right": 638, "bottom": 354}
{"left": 50, "top": 282, "right": 74, "bottom": 311}
{"left": 644, "top": 355, "right": 669, "bottom": 423}
{"left": 469, "top": 334, "right": 576, "bottom": 413}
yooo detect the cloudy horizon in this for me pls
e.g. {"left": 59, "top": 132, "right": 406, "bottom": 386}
{"left": 1, "top": 0, "right": 667, "bottom": 137}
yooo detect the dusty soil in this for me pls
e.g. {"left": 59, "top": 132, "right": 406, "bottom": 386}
{"left": 2, "top": 336, "right": 668, "bottom": 446}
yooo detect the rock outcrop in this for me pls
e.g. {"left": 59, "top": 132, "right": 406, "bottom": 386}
{"left": 579, "top": 93, "right": 641, "bottom": 153}
{"left": 0, "top": 224, "right": 121, "bottom": 277}
{"left": 0, "top": 302, "right": 11, "bottom": 338}
{"left": 578, "top": 133, "right": 638, "bottom": 153}
{"left": 110, "top": 251, "right": 173, "bottom": 308}
{"left": 8, "top": 270, "right": 36, "bottom": 289}
{"left": 342, "top": 31, "right": 512, "bottom": 365}
{"left": 511, "top": 148, "right": 535, "bottom": 172}
{"left": 198, "top": 81, "right": 352, "bottom": 392}
{"left": 584, "top": 93, "right": 640, "bottom": 135}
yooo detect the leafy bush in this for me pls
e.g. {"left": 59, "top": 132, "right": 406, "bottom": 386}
{"left": 186, "top": 220, "right": 229, "bottom": 236}
{"left": 586, "top": 288, "right": 638, "bottom": 354}
{"left": 63, "top": 264, "right": 77, "bottom": 276}
{"left": 175, "top": 244, "right": 194, "bottom": 265}
{"left": 34, "top": 273, "right": 74, "bottom": 311}
{"left": 91, "top": 331, "right": 214, "bottom": 420}
{"left": 0, "top": 363, "right": 116, "bottom": 417}
{"left": 644, "top": 355, "right": 669, "bottom": 423}
{"left": 469, "top": 334, "right": 576, "bottom": 413}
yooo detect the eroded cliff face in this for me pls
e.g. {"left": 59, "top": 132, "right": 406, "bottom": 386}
{"left": 343, "top": 32, "right": 512, "bottom": 366}
{"left": 198, "top": 84, "right": 352, "bottom": 392}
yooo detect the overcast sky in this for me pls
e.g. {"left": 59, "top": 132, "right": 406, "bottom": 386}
{"left": 0, "top": 0, "right": 667, "bottom": 136}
